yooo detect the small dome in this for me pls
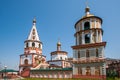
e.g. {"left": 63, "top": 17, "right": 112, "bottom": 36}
{"left": 57, "top": 41, "right": 61, "bottom": 46}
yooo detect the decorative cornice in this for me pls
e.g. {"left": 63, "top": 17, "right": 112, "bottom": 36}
{"left": 71, "top": 42, "right": 106, "bottom": 49}
{"left": 72, "top": 58, "right": 105, "bottom": 64}
{"left": 47, "top": 60, "right": 65, "bottom": 62}
{"left": 24, "top": 40, "right": 42, "bottom": 44}
{"left": 24, "top": 47, "right": 42, "bottom": 50}
{"left": 74, "top": 28, "right": 103, "bottom": 36}
{"left": 20, "top": 53, "right": 46, "bottom": 57}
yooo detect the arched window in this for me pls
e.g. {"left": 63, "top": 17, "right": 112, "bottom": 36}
{"left": 39, "top": 44, "right": 40, "bottom": 48}
{"left": 84, "top": 22, "right": 90, "bottom": 30}
{"left": 96, "top": 49, "right": 99, "bottom": 57}
{"left": 24, "top": 59, "right": 28, "bottom": 65}
{"left": 26, "top": 43, "right": 28, "bottom": 48}
{"left": 78, "top": 51, "right": 80, "bottom": 58}
{"left": 32, "top": 42, "right": 35, "bottom": 47}
{"left": 32, "top": 36, "right": 35, "bottom": 40}
{"left": 86, "top": 66, "right": 91, "bottom": 75}
{"left": 86, "top": 50, "right": 90, "bottom": 58}
{"left": 60, "top": 57, "right": 62, "bottom": 60}
{"left": 85, "top": 34, "right": 90, "bottom": 43}
{"left": 95, "top": 66, "right": 100, "bottom": 75}
{"left": 33, "top": 29, "right": 35, "bottom": 31}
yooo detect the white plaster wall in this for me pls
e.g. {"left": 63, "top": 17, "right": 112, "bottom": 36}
{"left": 49, "top": 61, "right": 62, "bottom": 66}
{"left": 82, "top": 67, "right": 86, "bottom": 75}
{"left": 21, "top": 55, "right": 32, "bottom": 64}
{"left": 51, "top": 54, "right": 67, "bottom": 60}
{"left": 30, "top": 50, "right": 36, "bottom": 53}
{"left": 73, "top": 65, "right": 78, "bottom": 75}
{"left": 91, "top": 67, "right": 95, "bottom": 75}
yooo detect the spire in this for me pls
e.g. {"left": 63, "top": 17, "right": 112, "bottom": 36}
{"left": 85, "top": 1, "right": 90, "bottom": 15}
{"left": 57, "top": 39, "right": 61, "bottom": 51}
{"left": 27, "top": 18, "right": 40, "bottom": 41}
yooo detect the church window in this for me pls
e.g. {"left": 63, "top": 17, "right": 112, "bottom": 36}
{"left": 85, "top": 34, "right": 90, "bottom": 43}
{"left": 60, "top": 57, "right": 62, "bottom": 60}
{"left": 26, "top": 43, "right": 28, "bottom": 48}
{"left": 86, "top": 50, "right": 90, "bottom": 58}
{"left": 39, "top": 44, "right": 41, "bottom": 48}
{"left": 84, "top": 22, "right": 90, "bottom": 30}
{"left": 78, "top": 51, "right": 80, "bottom": 58}
{"left": 86, "top": 66, "right": 91, "bottom": 75}
{"left": 96, "top": 49, "right": 99, "bottom": 57}
{"left": 95, "top": 66, "right": 100, "bottom": 75}
{"left": 32, "top": 42, "right": 35, "bottom": 47}
{"left": 33, "top": 36, "right": 35, "bottom": 40}
{"left": 33, "top": 29, "right": 35, "bottom": 31}
{"left": 24, "top": 59, "right": 28, "bottom": 65}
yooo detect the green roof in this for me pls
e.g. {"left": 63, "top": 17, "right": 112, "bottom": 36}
{"left": 31, "top": 68, "right": 72, "bottom": 72}
{"left": 0, "top": 69, "right": 18, "bottom": 73}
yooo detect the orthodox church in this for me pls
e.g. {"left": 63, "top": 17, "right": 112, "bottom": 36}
{"left": 19, "top": 5, "right": 106, "bottom": 79}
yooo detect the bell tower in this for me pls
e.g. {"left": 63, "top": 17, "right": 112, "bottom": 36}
{"left": 19, "top": 18, "right": 48, "bottom": 77}
{"left": 24, "top": 18, "right": 42, "bottom": 55}
{"left": 72, "top": 5, "right": 106, "bottom": 79}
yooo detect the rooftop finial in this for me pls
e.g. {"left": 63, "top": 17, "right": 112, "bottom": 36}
{"left": 33, "top": 17, "right": 36, "bottom": 24}
{"left": 57, "top": 38, "right": 61, "bottom": 51}
{"left": 85, "top": 1, "right": 90, "bottom": 15}
{"left": 57, "top": 38, "right": 61, "bottom": 46}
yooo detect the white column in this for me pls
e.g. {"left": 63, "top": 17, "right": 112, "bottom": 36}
{"left": 100, "top": 31, "right": 102, "bottom": 42}
{"left": 82, "top": 67, "right": 86, "bottom": 75}
{"left": 102, "top": 47, "right": 105, "bottom": 58}
{"left": 95, "top": 20, "right": 96, "bottom": 28}
{"left": 82, "top": 22, "right": 84, "bottom": 30}
{"left": 90, "top": 30, "right": 93, "bottom": 43}
{"left": 96, "top": 30, "right": 98, "bottom": 42}
{"left": 90, "top": 19, "right": 92, "bottom": 28}
{"left": 82, "top": 32, "right": 85, "bottom": 44}
{"left": 73, "top": 65, "right": 78, "bottom": 75}
{"left": 91, "top": 67, "right": 95, "bottom": 75}
{"left": 77, "top": 33, "right": 79, "bottom": 45}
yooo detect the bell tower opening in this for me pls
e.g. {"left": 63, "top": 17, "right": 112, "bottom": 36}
{"left": 32, "top": 42, "right": 35, "bottom": 47}
{"left": 26, "top": 43, "right": 28, "bottom": 48}
{"left": 85, "top": 34, "right": 90, "bottom": 43}
{"left": 84, "top": 22, "right": 90, "bottom": 30}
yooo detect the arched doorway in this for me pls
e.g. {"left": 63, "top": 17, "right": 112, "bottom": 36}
{"left": 24, "top": 59, "right": 28, "bottom": 65}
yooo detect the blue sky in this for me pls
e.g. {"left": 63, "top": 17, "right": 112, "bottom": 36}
{"left": 0, "top": 0, "right": 120, "bottom": 70}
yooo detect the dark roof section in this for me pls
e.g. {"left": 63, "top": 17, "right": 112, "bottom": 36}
{"left": 0, "top": 69, "right": 18, "bottom": 73}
